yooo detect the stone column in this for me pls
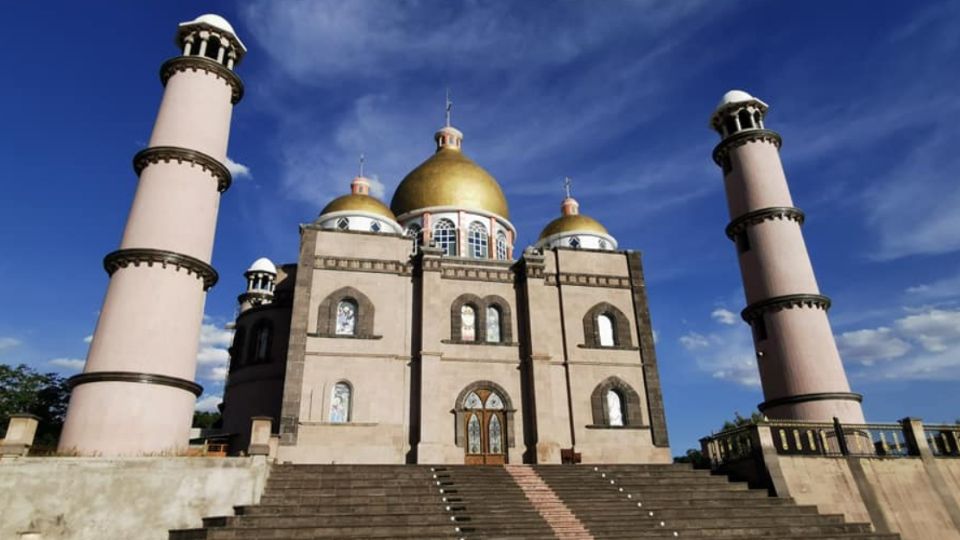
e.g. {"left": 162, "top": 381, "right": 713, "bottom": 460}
{"left": 710, "top": 91, "right": 864, "bottom": 423}
{"left": 58, "top": 15, "right": 246, "bottom": 455}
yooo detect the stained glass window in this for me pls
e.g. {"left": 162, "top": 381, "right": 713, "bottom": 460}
{"left": 464, "top": 392, "right": 483, "bottom": 409}
{"left": 485, "top": 391, "right": 504, "bottom": 410}
{"left": 330, "top": 382, "right": 351, "bottom": 423}
{"left": 486, "top": 306, "right": 501, "bottom": 343}
{"left": 461, "top": 304, "right": 476, "bottom": 341}
{"left": 433, "top": 219, "right": 457, "bottom": 256}
{"left": 606, "top": 389, "right": 624, "bottom": 426}
{"left": 598, "top": 314, "right": 615, "bottom": 347}
{"left": 406, "top": 224, "right": 422, "bottom": 253}
{"left": 489, "top": 415, "right": 503, "bottom": 454}
{"left": 467, "top": 222, "right": 488, "bottom": 258}
{"left": 467, "top": 414, "right": 481, "bottom": 454}
{"left": 496, "top": 231, "right": 508, "bottom": 260}
{"left": 336, "top": 300, "right": 357, "bottom": 336}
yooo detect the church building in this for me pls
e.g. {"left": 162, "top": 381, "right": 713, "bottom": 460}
{"left": 221, "top": 115, "right": 671, "bottom": 465}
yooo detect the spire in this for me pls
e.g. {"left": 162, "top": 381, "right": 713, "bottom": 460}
{"left": 561, "top": 176, "right": 579, "bottom": 216}
{"left": 350, "top": 154, "right": 371, "bottom": 195}
{"left": 435, "top": 88, "right": 463, "bottom": 151}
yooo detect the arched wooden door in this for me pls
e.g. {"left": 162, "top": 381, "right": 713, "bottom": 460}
{"left": 463, "top": 388, "right": 506, "bottom": 465}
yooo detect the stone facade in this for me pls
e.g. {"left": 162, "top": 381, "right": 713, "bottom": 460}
{"left": 221, "top": 228, "right": 671, "bottom": 464}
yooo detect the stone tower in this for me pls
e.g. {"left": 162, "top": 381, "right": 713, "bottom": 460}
{"left": 709, "top": 90, "right": 865, "bottom": 423}
{"left": 58, "top": 14, "right": 246, "bottom": 455}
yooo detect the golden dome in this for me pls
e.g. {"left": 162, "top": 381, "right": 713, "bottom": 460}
{"left": 538, "top": 213, "right": 609, "bottom": 240}
{"left": 320, "top": 193, "right": 397, "bottom": 221}
{"left": 390, "top": 147, "right": 510, "bottom": 219}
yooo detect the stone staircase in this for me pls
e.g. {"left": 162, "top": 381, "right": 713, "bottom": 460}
{"left": 169, "top": 463, "right": 900, "bottom": 539}
{"left": 535, "top": 464, "right": 900, "bottom": 539}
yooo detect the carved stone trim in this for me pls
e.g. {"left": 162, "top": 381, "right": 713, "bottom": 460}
{"left": 314, "top": 256, "right": 411, "bottom": 276}
{"left": 133, "top": 146, "right": 232, "bottom": 193}
{"left": 712, "top": 128, "right": 782, "bottom": 166}
{"left": 160, "top": 56, "right": 244, "bottom": 104}
{"left": 103, "top": 248, "right": 218, "bottom": 290}
{"left": 545, "top": 273, "right": 632, "bottom": 289}
{"left": 741, "top": 293, "right": 831, "bottom": 323}
{"left": 68, "top": 371, "right": 203, "bottom": 397}
{"left": 758, "top": 391, "right": 863, "bottom": 413}
{"left": 449, "top": 294, "right": 514, "bottom": 344}
{"left": 725, "top": 206, "right": 805, "bottom": 240}
{"left": 316, "top": 286, "right": 377, "bottom": 339}
{"left": 441, "top": 266, "right": 514, "bottom": 283}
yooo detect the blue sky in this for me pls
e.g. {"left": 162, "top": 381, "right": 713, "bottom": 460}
{"left": 1, "top": 1, "right": 958, "bottom": 453}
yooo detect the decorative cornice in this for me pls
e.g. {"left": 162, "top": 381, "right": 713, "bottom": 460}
{"left": 133, "top": 146, "right": 232, "bottom": 193}
{"left": 725, "top": 206, "right": 805, "bottom": 240}
{"left": 545, "top": 272, "right": 632, "bottom": 289}
{"left": 313, "top": 255, "right": 412, "bottom": 276}
{"left": 712, "top": 128, "right": 782, "bottom": 166}
{"left": 160, "top": 56, "right": 244, "bottom": 104}
{"left": 741, "top": 293, "right": 831, "bottom": 323}
{"left": 104, "top": 248, "right": 218, "bottom": 290}
{"left": 441, "top": 266, "right": 513, "bottom": 283}
{"left": 68, "top": 371, "right": 203, "bottom": 397}
{"left": 758, "top": 391, "right": 863, "bottom": 413}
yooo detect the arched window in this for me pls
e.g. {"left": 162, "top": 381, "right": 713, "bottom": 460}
{"left": 329, "top": 382, "right": 351, "bottom": 423}
{"left": 461, "top": 304, "right": 477, "bottom": 341}
{"left": 433, "top": 219, "right": 457, "bottom": 256}
{"left": 457, "top": 384, "right": 512, "bottom": 464}
{"left": 468, "top": 222, "right": 488, "bottom": 258}
{"left": 724, "top": 115, "right": 738, "bottom": 135}
{"left": 738, "top": 109, "right": 753, "bottom": 130}
{"left": 606, "top": 389, "right": 625, "bottom": 426}
{"left": 598, "top": 314, "right": 615, "bottom": 347}
{"left": 496, "top": 231, "right": 508, "bottom": 260}
{"left": 486, "top": 305, "right": 501, "bottom": 343}
{"left": 336, "top": 299, "right": 357, "bottom": 336}
{"left": 753, "top": 110, "right": 762, "bottom": 129}
{"left": 336, "top": 217, "right": 350, "bottom": 230}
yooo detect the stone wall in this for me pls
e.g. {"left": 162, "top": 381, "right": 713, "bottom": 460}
{"left": 0, "top": 456, "right": 269, "bottom": 540}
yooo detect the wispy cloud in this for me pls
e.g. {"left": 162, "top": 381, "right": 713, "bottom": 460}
{"left": 710, "top": 308, "right": 737, "bottom": 326}
{"left": 679, "top": 310, "right": 759, "bottom": 387}
{"left": 840, "top": 308, "right": 960, "bottom": 381}
{"left": 0, "top": 337, "right": 20, "bottom": 353}
{"left": 195, "top": 319, "right": 234, "bottom": 385}
{"left": 225, "top": 156, "right": 252, "bottom": 179}
{"left": 195, "top": 394, "right": 222, "bottom": 413}
{"left": 48, "top": 358, "right": 85, "bottom": 371}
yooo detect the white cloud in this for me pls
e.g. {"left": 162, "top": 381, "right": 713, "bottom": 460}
{"left": 49, "top": 358, "right": 85, "bottom": 371}
{"left": 836, "top": 327, "right": 911, "bottom": 365}
{"left": 0, "top": 337, "right": 21, "bottom": 352}
{"left": 83, "top": 335, "right": 93, "bottom": 344}
{"left": 679, "top": 327, "right": 760, "bottom": 387}
{"left": 840, "top": 308, "right": 960, "bottom": 381}
{"left": 710, "top": 308, "right": 738, "bottom": 325}
{"left": 195, "top": 321, "right": 234, "bottom": 383}
{"left": 367, "top": 175, "right": 386, "bottom": 199}
{"left": 195, "top": 395, "right": 222, "bottom": 413}
{"left": 225, "top": 156, "right": 252, "bottom": 179}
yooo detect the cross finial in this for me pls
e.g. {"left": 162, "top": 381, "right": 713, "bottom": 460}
{"left": 359, "top": 153, "right": 365, "bottom": 177}
{"left": 563, "top": 176, "right": 572, "bottom": 199}
{"left": 445, "top": 88, "right": 453, "bottom": 127}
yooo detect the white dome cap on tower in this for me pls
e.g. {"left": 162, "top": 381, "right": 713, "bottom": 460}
{"left": 178, "top": 13, "right": 247, "bottom": 54}
{"left": 710, "top": 89, "right": 769, "bottom": 131}
{"left": 247, "top": 257, "right": 277, "bottom": 274}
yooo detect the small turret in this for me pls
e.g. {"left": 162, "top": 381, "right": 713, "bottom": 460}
{"left": 239, "top": 257, "right": 277, "bottom": 313}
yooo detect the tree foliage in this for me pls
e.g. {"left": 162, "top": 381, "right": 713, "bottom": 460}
{"left": 0, "top": 363, "right": 70, "bottom": 447}
{"left": 720, "top": 410, "right": 766, "bottom": 431}
{"left": 673, "top": 410, "right": 765, "bottom": 467}
{"left": 192, "top": 411, "right": 222, "bottom": 430}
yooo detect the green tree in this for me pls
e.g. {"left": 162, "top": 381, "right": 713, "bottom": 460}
{"left": 720, "top": 410, "right": 766, "bottom": 431}
{"left": 673, "top": 410, "right": 765, "bottom": 466}
{"left": 192, "top": 410, "right": 222, "bottom": 430}
{"left": 0, "top": 363, "right": 70, "bottom": 447}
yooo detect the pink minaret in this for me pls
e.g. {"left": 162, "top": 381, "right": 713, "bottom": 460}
{"left": 59, "top": 14, "right": 246, "bottom": 455}
{"left": 710, "top": 90, "right": 865, "bottom": 423}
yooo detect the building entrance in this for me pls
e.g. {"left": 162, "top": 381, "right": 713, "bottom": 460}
{"left": 462, "top": 388, "right": 507, "bottom": 465}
